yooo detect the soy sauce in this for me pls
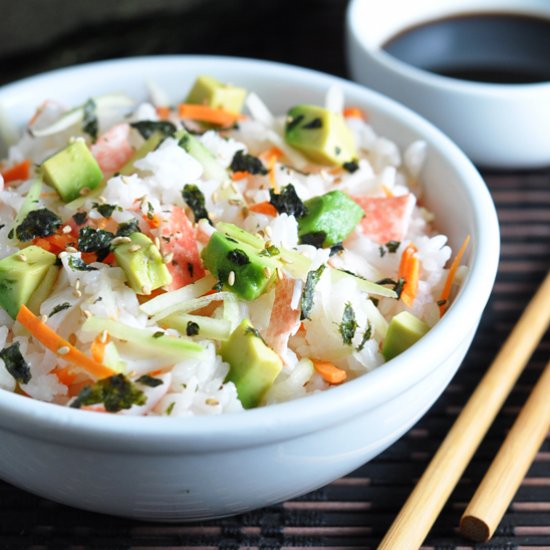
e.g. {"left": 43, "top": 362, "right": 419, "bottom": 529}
{"left": 382, "top": 13, "right": 550, "bottom": 84}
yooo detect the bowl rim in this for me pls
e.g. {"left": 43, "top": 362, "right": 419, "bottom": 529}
{"left": 0, "top": 55, "right": 500, "bottom": 452}
{"left": 346, "top": 0, "right": 550, "bottom": 94}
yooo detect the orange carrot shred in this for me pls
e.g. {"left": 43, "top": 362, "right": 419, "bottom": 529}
{"left": 438, "top": 235, "right": 471, "bottom": 316}
{"left": 231, "top": 171, "right": 251, "bottom": 181}
{"left": 156, "top": 106, "right": 171, "bottom": 120}
{"left": 177, "top": 103, "right": 245, "bottom": 126}
{"left": 91, "top": 333, "right": 109, "bottom": 363}
{"left": 248, "top": 201, "right": 278, "bottom": 217}
{"left": 343, "top": 107, "right": 366, "bottom": 120}
{"left": 398, "top": 243, "right": 420, "bottom": 308}
{"left": 1, "top": 159, "right": 31, "bottom": 184}
{"left": 52, "top": 366, "right": 79, "bottom": 386}
{"left": 143, "top": 213, "right": 161, "bottom": 229}
{"left": 16, "top": 305, "right": 114, "bottom": 380}
{"left": 312, "top": 360, "right": 347, "bottom": 385}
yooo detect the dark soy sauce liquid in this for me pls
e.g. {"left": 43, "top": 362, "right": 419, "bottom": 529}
{"left": 382, "top": 13, "right": 550, "bottom": 84}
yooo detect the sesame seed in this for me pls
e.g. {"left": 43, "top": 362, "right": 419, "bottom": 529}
{"left": 163, "top": 252, "right": 174, "bottom": 264}
{"left": 98, "top": 195, "right": 107, "bottom": 204}
{"left": 111, "top": 236, "right": 132, "bottom": 246}
{"left": 212, "top": 191, "right": 219, "bottom": 203}
{"left": 227, "top": 271, "right": 236, "bottom": 286}
{"left": 66, "top": 246, "right": 78, "bottom": 253}
{"left": 230, "top": 182, "right": 239, "bottom": 194}
{"left": 73, "top": 289, "right": 82, "bottom": 298}
{"left": 228, "top": 198, "right": 242, "bottom": 206}
{"left": 154, "top": 237, "right": 161, "bottom": 249}
{"left": 83, "top": 310, "right": 92, "bottom": 318}
{"left": 79, "top": 187, "right": 90, "bottom": 196}
{"left": 264, "top": 226, "right": 273, "bottom": 237}
{"left": 17, "top": 253, "right": 27, "bottom": 262}
{"left": 263, "top": 267, "right": 272, "bottom": 278}
{"left": 205, "top": 398, "right": 219, "bottom": 406}
{"left": 276, "top": 267, "right": 283, "bottom": 280}
{"left": 100, "top": 330, "right": 109, "bottom": 344}
{"left": 280, "top": 256, "right": 293, "bottom": 264}
{"left": 62, "top": 225, "right": 72, "bottom": 234}
{"left": 141, "top": 284, "right": 152, "bottom": 295}
{"left": 128, "top": 245, "right": 142, "bottom": 253}
{"left": 265, "top": 239, "right": 273, "bottom": 249}
{"left": 74, "top": 279, "right": 81, "bottom": 290}
{"left": 57, "top": 346, "right": 70, "bottom": 355}
{"left": 40, "top": 315, "right": 48, "bottom": 323}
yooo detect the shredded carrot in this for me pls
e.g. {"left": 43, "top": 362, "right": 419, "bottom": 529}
{"left": 381, "top": 185, "right": 394, "bottom": 198}
{"left": 231, "top": 171, "right": 251, "bottom": 181}
{"left": 177, "top": 103, "right": 245, "bottom": 126}
{"left": 248, "top": 201, "right": 278, "bottom": 217}
{"left": 259, "top": 146, "right": 283, "bottom": 163}
{"left": 1, "top": 159, "right": 31, "bottom": 184}
{"left": 52, "top": 366, "right": 78, "bottom": 386}
{"left": 143, "top": 213, "right": 161, "bottom": 229}
{"left": 343, "top": 107, "right": 367, "bottom": 120}
{"left": 398, "top": 243, "right": 420, "bottom": 308}
{"left": 90, "top": 333, "right": 109, "bottom": 363}
{"left": 156, "top": 106, "right": 171, "bottom": 120}
{"left": 16, "top": 305, "right": 114, "bottom": 380}
{"left": 438, "top": 235, "right": 471, "bottom": 316}
{"left": 259, "top": 147, "right": 283, "bottom": 192}
{"left": 32, "top": 231, "right": 75, "bottom": 255}
{"left": 312, "top": 359, "right": 347, "bottom": 385}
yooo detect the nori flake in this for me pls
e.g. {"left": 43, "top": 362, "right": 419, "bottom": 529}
{"left": 82, "top": 99, "right": 98, "bottom": 142}
{"left": 186, "top": 321, "right": 200, "bottom": 337}
{"left": 0, "top": 342, "right": 31, "bottom": 384}
{"left": 269, "top": 184, "right": 307, "bottom": 218}
{"left": 78, "top": 226, "right": 114, "bottom": 260}
{"left": 130, "top": 120, "right": 176, "bottom": 140}
{"left": 70, "top": 374, "right": 146, "bottom": 412}
{"left": 356, "top": 321, "right": 372, "bottom": 352}
{"left": 68, "top": 256, "right": 98, "bottom": 272}
{"left": 48, "top": 302, "right": 71, "bottom": 318}
{"left": 229, "top": 150, "right": 267, "bottom": 175}
{"left": 92, "top": 202, "right": 117, "bottom": 218}
{"left": 15, "top": 208, "right": 61, "bottom": 242}
{"left": 116, "top": 218, "right": 141, "bottom": 237}
{"left": 302, "top": 117, "right": 323, "bottom": 130}
{"left": 182, "top": 184, "right": 211, "bottom": 224}
{"left": 72, "top": 211, "right": 88, "bottom": 226}
{"left": 300, "top": 231, "right": 326, "bottom": 248}
{"left": 136, "top": 374, "right": 164, "bottom": 387}
{"left": 339, "top": 302, "right": 357, "bottom": 346}
{"left": 227, "top": 248, "right": 250, "bottom": 266}
{"left": 300, "top": 264, "right": 326, "bottom": 320}
{"left": 342, "top": 160, "right": 359, "bottom": 173}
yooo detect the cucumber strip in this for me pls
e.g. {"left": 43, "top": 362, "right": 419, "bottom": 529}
{"left": 81, "top": 316, "right": 204, "bottom": 360}
{"left": 103, "top": 341, "right": 127, "bottom": 373}
{"left": 119, "top": 131, "right": 165, "bottom": 176}
{"left": 278, "top": 248, "right": 313, "bottom": 280}
{"left": 176, "top": 128, "right": 228, "bottom": 183}
{"left": 161, "top": 313, "right": 232, "bottom": 341}
{"left": 139, "top": 273, "right": 216, "bottom": 317}
{"left": 62, "top": 184, "right": 104, "bottom": 213}
{"left": 151, "top": 291, "right": 234, "bottom": 323}
{"left": 330, "top": 269, "right": 398, "bottom": 298}
{"left": 216, "top": 222, "right": 265, "bottom": 250}
{"left": 10, "top": 178, "right": 42, "bottom": 243}
{"left": 30, "top": 94, "right": 135, "bottom": 138}
{"left": 222, "top": 293, "right": 240, "bottom": 331}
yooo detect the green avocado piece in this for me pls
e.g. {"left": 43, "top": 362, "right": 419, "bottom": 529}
{"left": 382, "top": 311, "right": 431, "bottom": 361}
{"left": 284, "top": 104, "right": 357, "bottom": 165}
{"left": 201, "top": 231, "right": 277, "bottom": 301}
{"left": 185, "top": 75, "right": 246, "bottom": 114}
{"left": 113, "top": 232, "right": 172, "bottom": 295}
{"left": 298, "top": 190, "right": 364, "bottom": 247}
{"left": 41, "top": 140, "right": 103, "bottom": 202}
{"left": 221, "top": 319, "right": 283, "bottom": 409}
{"left": 0, "top": 246, "right": 57, "bottom": 319}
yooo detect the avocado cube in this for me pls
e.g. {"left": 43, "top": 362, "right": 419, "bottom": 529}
{"left": 298, "top": 190, "right": 364, "bottom": 247}
{"left": 42, "top": 140, "right": 103, "bottom": 202}
{"left": 285, "top": 104, "right": 357, "bottom": 166}
{"left": 201, "top": 231, "right": 277, "bottom": 301}
{"left": 113, "top": 232, "right": 172, "bottom": 295}
{"left": 221, "top": 319, "right": 282, "bottom": 408}
{"left": 382, "top": 311, "right": 430, "bottom": 361}
{"left": 0, "top": 246, "right": 57, "bottom": 319}
{"left": 185, "top": 75, "right": 246, "bottom": 114}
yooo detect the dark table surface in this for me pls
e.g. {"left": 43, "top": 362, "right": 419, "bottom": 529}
{"left": 0, "top": 1, "right": 549, "bottom": 548}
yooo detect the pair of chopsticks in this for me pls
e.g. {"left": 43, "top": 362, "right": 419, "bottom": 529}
{"left": 378, "top": 271, "right": 550, "bottom": 548}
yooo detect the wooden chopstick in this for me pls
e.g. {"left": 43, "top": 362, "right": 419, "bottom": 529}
{"left": 378, "top": 271, "right": 550, "bottom": 550}
{"left": 460, "top": 357, "right": 550, "bottom": 542}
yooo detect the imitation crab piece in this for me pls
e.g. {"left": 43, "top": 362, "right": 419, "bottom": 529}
{"left": 158, "top": 206, "right": 205, "bottom": 291}
{"left": 353, "top": 194, "right": 415, "bottom": 244}
{"left": 91, "top": 123, "right": 134, "bottom": 175}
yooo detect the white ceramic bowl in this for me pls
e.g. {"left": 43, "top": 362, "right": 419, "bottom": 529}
{"left": 0, "top": 56, "right": 499, "bottom": 521}
{"left": 346, "top": 0, "right": 550, "bottom": 168}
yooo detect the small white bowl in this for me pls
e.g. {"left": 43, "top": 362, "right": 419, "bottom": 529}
{"left": 0, "top": 56, "right": 499, "bottom": 521}
{"left": 346, "top": 0, "right": 550, "bottom": 168}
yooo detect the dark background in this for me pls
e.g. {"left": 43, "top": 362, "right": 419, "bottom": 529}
{"left": 0, "top": 1, "right": 549, "bottom": 548}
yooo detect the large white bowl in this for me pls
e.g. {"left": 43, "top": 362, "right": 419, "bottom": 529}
{"left": 0, "top": 56, "right": 499, "bottom": 521}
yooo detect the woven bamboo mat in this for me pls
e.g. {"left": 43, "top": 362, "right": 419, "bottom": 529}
{"left": 0, "top": 1, "right": 549, "bottom": 547}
